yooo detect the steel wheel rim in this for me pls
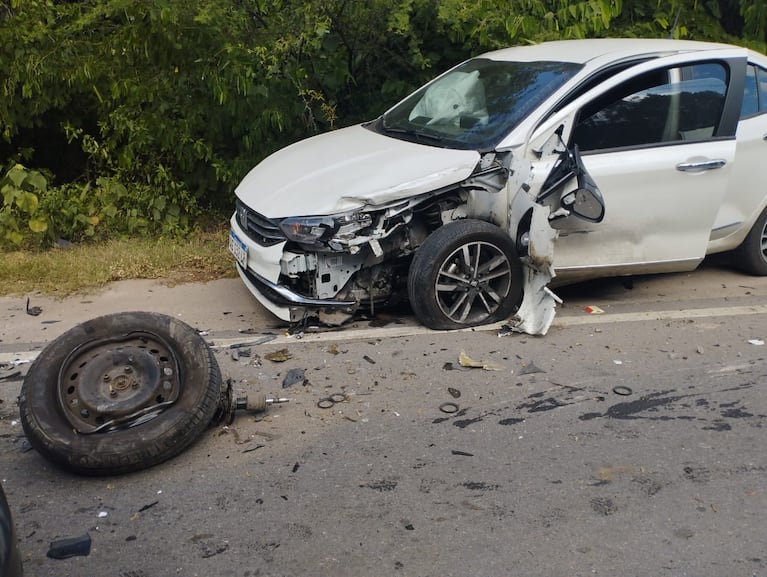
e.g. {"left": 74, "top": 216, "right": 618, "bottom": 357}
{"left": 434, "top": 241, "right": 513, "bottom": 324}
{"left": 57, "top": 332, "right": 182, "bottom": 434}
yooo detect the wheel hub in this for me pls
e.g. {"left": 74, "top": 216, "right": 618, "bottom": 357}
{"left": 58, "top": 333, "right": 181, "bottom": 433}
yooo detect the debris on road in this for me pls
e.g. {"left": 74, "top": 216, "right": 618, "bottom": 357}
{"left": 748, "top": 338, "right": 764, "bottom": 346}
{"left": 282, "top": 368, "right": 306, "bottom": 388}
{"left": 317, "top": 392, "right": 347, "bottom": 409}
{"left": 458, "top": 350, "right": 504, "bottom": 371}
{"left": 447, "top": 387, "right": 461, "bottom": 399}
{"left": 440, "top": 402, "right": 459, "bottom": 414}
{"left": 46, "top": 533, "right": 92, "bottom": 559}
{"left": 25, "top": 297, "right": 42, "bottom": 316}
{"left": 612, "top": 386, "right": 633, "bottom": 396}
{"left": 519, "top": 361, "right": 545, "bottom": 375}
{"left": 584, "top": 305, "right": 604, "bottom": 314}
{"left": 265, "top": 348, "right": 293, "bottom": 362}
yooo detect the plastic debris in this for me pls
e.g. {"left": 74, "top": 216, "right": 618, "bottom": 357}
{"left": 748, "top": 339, "right": 764, "bottom": 346}
{"left": 25, "top": 297, "right": 42, "bottom": 316}
{"left": 47, "top": 534, "right": 92, "bottom": 559}
{"left": 584, "top": 305, "right": 604, "bottom": 314}
{"left": 458, "top": 350, "right": 504, "bottom": 371}
{"left": 447, "top": 387, "right": 461, "bottom": 399}
{"left": 282, "top": 368, "right": 306, "bottom": 388}
{"left": 519, "top": 362, "right": 545, "bottom": 375}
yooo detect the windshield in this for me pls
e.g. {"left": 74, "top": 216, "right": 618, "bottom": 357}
{"left": 376, "top": 58, "right": 583, "bottom": 150}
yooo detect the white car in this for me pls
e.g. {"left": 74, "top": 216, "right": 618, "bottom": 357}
{"left": 230, "top": 38, "right": 767, "bottom": 332}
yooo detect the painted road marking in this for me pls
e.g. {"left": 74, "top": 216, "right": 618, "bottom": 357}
{"left": 2, "top": 303, "right": 766, "bottom": 363}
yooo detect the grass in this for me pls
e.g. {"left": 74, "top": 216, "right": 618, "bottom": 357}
{"left": 0, "top": 228, "right": 237, "bottom": 297}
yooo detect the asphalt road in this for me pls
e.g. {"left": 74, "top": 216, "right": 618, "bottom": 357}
{"left": 1, "top": 259, "right": 766, "bottom": 577}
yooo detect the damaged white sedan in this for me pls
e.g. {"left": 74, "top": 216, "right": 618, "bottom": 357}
{"left": 230, "top": 38, "right": 767, "bottom": 334}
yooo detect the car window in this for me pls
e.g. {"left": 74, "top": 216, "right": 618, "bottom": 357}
{"left": 573, "top": 62, "right": 729, "bottom": 152}
{"left": 379, "top": 58, "right": 583, "bottom": 150}
{"left": 741, "top": 64, "right": 767, "bottom": 117}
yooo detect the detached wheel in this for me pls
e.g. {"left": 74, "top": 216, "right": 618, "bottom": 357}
{"left": 408, "top": 219, "right": 523, "bottom": 330}
{"left": 735, "top": 205, "right": 767, "bottom": 275}
{"left": 19, "top": 312, "right": 222, "bottom": 475}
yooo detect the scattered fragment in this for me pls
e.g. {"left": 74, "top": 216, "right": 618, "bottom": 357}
{"left": 613, "top": 360, "right": 623, "bottom": 365}
{"left": 696, "top": 346, "right": 704, "bottom": 355}
{"left": 282, "top": 368, "right": 306, "bottom": 388}
{"left": 362, "top": 355, "right": 376, "bottom": 364}
{"left": 265, "top": 348, "right": 293, "bottom": 362}
{"left": 97, "top": 511, "right": 108, "bottom": 518}
{"left": 230, "top": 335, "right": 277, "bottom": 349}
{"left": 447, "top": 387, "right": 461, "bottom": 399}
{"left": 748, "top": 339, "right": 764, "bottom": 346}
{"left": 292, "top": 462, "right": 300, "bottom": 473}
{"left": 451, "top": 450, "right": 474, "bottom": 457}
{"left": 519, "top": 362, "right": 545, "bottom": 375}
{"left": 439, "top": 402, "right": 459, "bottom": 414}
{"left": 327, "top": 343, "right": 340, "bottom": 355}
{"left": 47, "top": 534, "right": 92, "bottom": 559}
{"left": 458, "top": 350, "right": 504, "bottom": 371}
{"left": 497, "top": 324, "right": 517, "bottom": 337}
{"left": 317, "top": 392, "right": 348, "bottom": 409}
{"left": 237, "top": 348, "right": 252, "bottom": 358}
{"left": 583, "top": 305, "right": 604, "bottom": 314}
{"left": 25, "top": 297, "right": 42, "bottom": 316}
{"left": 138, "top": 501, "right": 159, "bottom": 512}
{"left": 0, "top": 369, "right": 21, "bottom": 381}
{"left": 612, "top": 386, "right": 633, "bottom": 396}
{"left": 241, "top": 444, "right": 265, "bottom": 453}
{"left": 442, "top": 362, "right": 455, "bottom": 371}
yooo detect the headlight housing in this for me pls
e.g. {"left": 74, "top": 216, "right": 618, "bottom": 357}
{"left": 279, "top": 211, "right": 373, "bottom": 246}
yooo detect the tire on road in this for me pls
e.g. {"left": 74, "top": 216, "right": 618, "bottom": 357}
{"left": 735, "top": 205, "right": 767, "bottom": 276}
{"left": 19, "top": 311, "right": 222, "bottom": 475}
{"left": 408, "top": 219, "right": 523, "bottom": 330}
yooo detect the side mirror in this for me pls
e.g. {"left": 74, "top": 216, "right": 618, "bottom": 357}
{"left": 561, "top": 181, "right": 605, "bottom": 223}
{"left": 560, "top": 145, "right": 605, "bottom": 223}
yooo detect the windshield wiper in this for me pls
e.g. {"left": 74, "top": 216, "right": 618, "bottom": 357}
{"left": 380, "top": 123, "right": 447, "bottom": 145}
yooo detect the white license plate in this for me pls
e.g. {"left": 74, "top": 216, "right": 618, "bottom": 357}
{"left": 228, "top": 230, "right": 248, "bottom": 269}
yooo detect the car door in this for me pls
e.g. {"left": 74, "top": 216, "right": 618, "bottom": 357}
{"left": 709, "top": 60, "right": 767, "bottom": 250}
{"left": 525, "top": 50, "right": 745, "bottom": 276}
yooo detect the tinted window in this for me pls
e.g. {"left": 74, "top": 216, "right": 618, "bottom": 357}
{"left": 573, "top": 62, "right": 729, "bottom": 152}
{"left": 378, "top": 59, "right": 582, "bottom": 150}
{"left": 742, "top": 64, "right": 767, "bottom": 117}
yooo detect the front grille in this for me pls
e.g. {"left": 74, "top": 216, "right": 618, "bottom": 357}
{"left": 236, "top": 200, "right": 286, "bottom": 246}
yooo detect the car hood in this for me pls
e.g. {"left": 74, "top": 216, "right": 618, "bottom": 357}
{"left": 235, "top": 124, "right": 480, "bottom": 217}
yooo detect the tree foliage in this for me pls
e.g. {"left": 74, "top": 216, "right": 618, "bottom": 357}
{"left": 0, "top": 0, "right": 764, "bottom": 247}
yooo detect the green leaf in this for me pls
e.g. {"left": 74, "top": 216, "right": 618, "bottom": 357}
{"left": 28, "top": 217, "right": 48, "bottom": 233}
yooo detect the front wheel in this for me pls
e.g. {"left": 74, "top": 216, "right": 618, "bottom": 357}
{"left": 735, "top": 205, "right": 767, "bottom": 276}
{"left": 408, "top": 219, "right": 523, "bottom": 330}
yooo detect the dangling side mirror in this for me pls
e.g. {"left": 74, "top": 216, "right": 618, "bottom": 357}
{"left": 560, "top": 145, "right": 605, "bottom": 223}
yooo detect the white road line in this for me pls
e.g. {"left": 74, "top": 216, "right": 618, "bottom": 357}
{"left": 2, "top": 303, "right": 766, "bottom": 363}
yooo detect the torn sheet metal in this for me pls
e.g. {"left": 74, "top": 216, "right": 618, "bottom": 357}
{"left": 509, "top": 203, "right": 561, "bottom": 336}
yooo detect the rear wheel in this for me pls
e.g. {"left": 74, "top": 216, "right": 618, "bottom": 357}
{"left": 408, "top": 219, "right": 523, "bottom": 330}
{"left": 19, "top": 312, "right": 222, "bottom": 475}
{"left": 735, "top": 206, "right": 767, "bottom": 275}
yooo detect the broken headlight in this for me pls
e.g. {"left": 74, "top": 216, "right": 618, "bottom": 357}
{"left": 279, "top": 212, "right": 373, "bottom": 247}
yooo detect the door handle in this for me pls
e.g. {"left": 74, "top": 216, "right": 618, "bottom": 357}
{"left": 676, "top": 159, "right": 727, "bottom": 172}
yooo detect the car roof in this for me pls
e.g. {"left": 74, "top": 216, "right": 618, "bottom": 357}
{"left": 482, "top": 38, "right": 743, "bottom": 65}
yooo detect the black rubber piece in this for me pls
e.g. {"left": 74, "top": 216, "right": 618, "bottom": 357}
{"left": 734, "top": 205, "right": 767, "bottom": 276}
{"left": 19, "top": 312, "right": 222, "bottom": 476}
{"left": 47, "top": 533, "right": 92, "bottom": 559}
{"left": 408, "top": 219, "right": 523, "bottom": 330}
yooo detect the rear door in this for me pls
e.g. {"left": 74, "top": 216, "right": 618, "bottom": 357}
{"left": 526, "top": 49, "right": 745, "bottom": 276}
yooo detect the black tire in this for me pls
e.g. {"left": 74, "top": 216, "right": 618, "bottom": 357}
{"left": 19, "top": 312, "right": 222, "bottom": 475}
{"left": 408, "top": 219, "right": 523, "bottom": 330}
{"left": 735, "top": 205, "right": 767, "bottom": 275}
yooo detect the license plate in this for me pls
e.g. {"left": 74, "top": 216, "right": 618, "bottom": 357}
{"left": 228, "top": 230, "right": 248, "bottom": 269}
